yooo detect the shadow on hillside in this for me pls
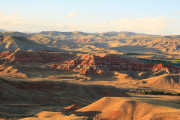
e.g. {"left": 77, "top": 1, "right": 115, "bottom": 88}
{"left": 0, "top": 78, "right": 128, "bottom": 118}
{"left": 73, "top": 111, "right": 101, "bottom": 120}
{"left": 87, "top": 72, "right": 118, "bottom": 81}
{"left": 139, "top": 99, "right": 180, "bottom": 109}
{"left": 1, "top": 78, "right": 180, "bottom": 119}
{"left": 111, "top": 45, "right": 162, "bottom": 53}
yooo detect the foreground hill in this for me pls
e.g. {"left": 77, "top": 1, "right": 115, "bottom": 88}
{"left": 77, "top": 97, "right": 180, "bottom": 120}
{"left": 17, "top": 96, "right": 180, "bottom": 120}
{"left": 0, "top": 78, "right": 127, "bottom": 119}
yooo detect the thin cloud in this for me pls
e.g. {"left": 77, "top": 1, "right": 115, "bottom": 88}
{"left": 81, "top": 17, "right": 167, "bottom": 34}
{"left": 66, "top": 12, "right": 77, "bottom": 18}
{"left": 0, "top": 12, "right": 62, "bottom": 32}
{"left": 0, "top": 12, "right": 26, "bottom": 30}
{"left": 0, "top": 12, "right": 179, "bottom": 35}
{"left": 112, "top": 17, "right": 167, "bottom": 34}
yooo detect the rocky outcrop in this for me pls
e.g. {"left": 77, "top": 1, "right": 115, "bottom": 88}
{"left": 49, "top": 54, "right": 106, "bottom": 75}
{"left": 152, "top": 64, "right": 170, "bottom": 73}
{"left": 48, "top": 53, "right": 180, "bottom": 75}
{"left": 1, "top": 51, "right": 180, "bottom": 75}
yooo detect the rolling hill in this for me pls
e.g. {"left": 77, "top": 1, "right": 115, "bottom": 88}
{"left": 0, "top": 31, "right": 180, "bottom": 120}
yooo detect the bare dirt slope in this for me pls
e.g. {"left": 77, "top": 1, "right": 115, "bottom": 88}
{"left": 18, "top": 96, "right": 180, "bottom": 120}
{"left": 77, "top": 97, "right": 180, "bottom": 120}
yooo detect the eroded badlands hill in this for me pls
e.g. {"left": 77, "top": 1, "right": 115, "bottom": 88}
{"left": 0, "top": 32, "right": 180, "bottom": 120}
{"left": 1, "top": 50, "right": 180, "bottom": 91}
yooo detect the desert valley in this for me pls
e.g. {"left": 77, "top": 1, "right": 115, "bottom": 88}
{"left": 0, "top": 31, "right": 180, "bottom": 119}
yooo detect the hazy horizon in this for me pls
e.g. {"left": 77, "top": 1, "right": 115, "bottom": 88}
{"left": 0, "top": 0, "right": 180, "bottom": 35}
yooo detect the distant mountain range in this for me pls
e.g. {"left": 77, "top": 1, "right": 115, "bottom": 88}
{"left": 0, "top": 31, "right": 180, "bottom": 57}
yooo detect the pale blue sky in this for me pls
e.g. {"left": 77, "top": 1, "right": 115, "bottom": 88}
{"left": 0, "top": 0, "right": 180, "bottom": 34}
